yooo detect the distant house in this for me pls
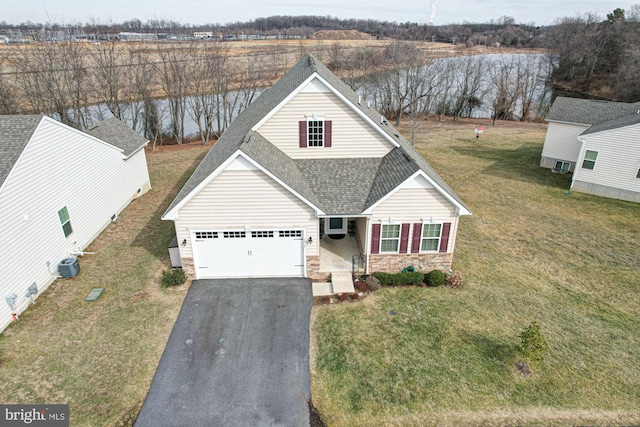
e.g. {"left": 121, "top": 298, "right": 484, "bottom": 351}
{"left": 162, "top": 54, "right": 470, "bottom": 282}
{"left": 541, "top": 97, "right": 640, "bottom": 203}
{"left": 0, "top": 115, "right": 151, "bottom": 332}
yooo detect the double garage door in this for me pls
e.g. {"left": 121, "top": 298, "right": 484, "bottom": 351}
{"left": 192, "top": 229, "right": 305, "bottom": 278}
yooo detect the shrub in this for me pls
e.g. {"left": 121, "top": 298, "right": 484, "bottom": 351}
{"left": 518, "top": 320, "right": 549, "bottom": 366}
{"left": 425, "top": 269, "right": 445, "bottom": 287}
{"left": 444, "top": 270, "right": 463, "bottom": 288}
{"left": 371, "top": 271, "right": 424, "bottom": 286}
{"left": 161, "top": 268, "right": 185, "bottom": 288}
{"left": 372, "top": 272, "right": 392, "bottom": 286}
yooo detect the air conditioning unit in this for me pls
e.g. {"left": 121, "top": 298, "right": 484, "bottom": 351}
{"left": 58, "top": 257, "right": 80, "bottom": 278}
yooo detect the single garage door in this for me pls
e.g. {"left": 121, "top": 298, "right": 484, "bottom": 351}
{"left": 192, "top": 229, "right": 305, "bottom": 278}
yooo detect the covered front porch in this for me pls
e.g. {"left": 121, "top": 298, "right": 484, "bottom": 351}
{"left": 312, "top": 216, "right": 367, "bottom": 297}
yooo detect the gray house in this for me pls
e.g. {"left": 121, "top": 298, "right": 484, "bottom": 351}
{"left": 541, "top": 97, "right": 640, "bottom": 202}
{"left": 162, "top": 54, "right": 471, "bottom": 282}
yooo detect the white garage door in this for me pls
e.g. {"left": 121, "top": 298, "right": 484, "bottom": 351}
{"left": 192, "top": 229, "right": 305, "bottom": 278}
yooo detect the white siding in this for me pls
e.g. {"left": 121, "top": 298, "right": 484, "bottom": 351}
{"left": 256, "top": 91, "right": 394, "bottom": 159}
{"left": 0, "top": 118, "right": 150, "bottom": 332}
{"left": 573, "top": 123, "right": 640, "bottom": 195}
{"left": 175, "top": 168, "right": 318, "bottom": 260}
{"left": 369, "top": 188, "right": 459, "bottom": 254}
{"left": 541, "top": 122, "right": 589, "bottom": 165}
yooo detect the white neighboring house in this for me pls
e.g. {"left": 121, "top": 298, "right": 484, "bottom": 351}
{"left": 0, "top": 115, "right": 151, "bottom": 332}
{"left": 541, "top": 97, "right": 640, "bottom": 203}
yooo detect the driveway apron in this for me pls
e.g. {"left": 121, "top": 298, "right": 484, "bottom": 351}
{"left": 135, "top": 278, "right": 313, "bottom": 427}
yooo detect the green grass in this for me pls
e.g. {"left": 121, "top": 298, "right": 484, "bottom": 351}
{"left": 311, "top": 119, "right": 640, "bottom": 426}
{"left": 0, "top": 143, "right": 209, "bottom": 426}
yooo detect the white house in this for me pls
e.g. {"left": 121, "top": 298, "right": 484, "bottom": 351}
{"left": 541, "top": 97, "right": 640, "bottom": 202}
{"left": 0, "top": 115, "right": 151, "bottom": 332}
{"left": 162, "top": 54, "right": 471, "bottom": 283}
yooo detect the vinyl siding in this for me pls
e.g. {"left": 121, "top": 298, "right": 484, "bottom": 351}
{"left": 573, "top": 123, "right": 640, "bottom": 195}
{"left": 0, "top": 118, "right": 150, "bottom": 332}
{"left": 256, "top": 92, "right": 394, "bottom": 159}
{"left": 368, "top": 188, "right": 459, "bottom": 254}
{"left": 541, "top": 122, "right": 589, "bottom": 166}
{"left": 175, "top": 168, "right": 318, "bottom": 259}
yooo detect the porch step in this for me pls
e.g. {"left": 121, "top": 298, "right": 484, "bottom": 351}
{"left": 331, "top": 272, "right": 355, "bottom": 294}
{"left": 311, "top": 272, "right": 355, "bottom": 297}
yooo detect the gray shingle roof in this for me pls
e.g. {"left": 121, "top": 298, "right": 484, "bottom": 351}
{"left": 163, "top": 54, "right": 470, "bottom": 218}
{"left": 546, "top": 97, "right": 640, "bottom": 125}
{"left": 295, "top": 157, "right": 382, "bottom": 214}
{"left": 580, "top": 112, "right": 640, "bottom": 136}
{"left": 0, "top": 115, "right": 43, "bottom": 188}
{"left": 85, "top": 117, "right": 148, "bottom": 156}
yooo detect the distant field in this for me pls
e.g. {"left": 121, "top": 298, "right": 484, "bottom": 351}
{"left": 311, "top": 117, "right": 640, "bottom": 426}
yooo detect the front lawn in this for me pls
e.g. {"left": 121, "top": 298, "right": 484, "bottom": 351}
{"left": 0, "top": 143, "right": 210, "bottom": 426}
{"left": 311, "top": 119, "right": 640, "bottom": 426}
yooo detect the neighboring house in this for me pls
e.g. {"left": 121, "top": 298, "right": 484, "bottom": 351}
{"left": 0, "top": 115, "right": 151, "bottom": 332}
{"left": 162, "top": 54, "right": 471, "bottom": 281}
{"left": 541, "top": 97, "right": 640, "bottom": 202}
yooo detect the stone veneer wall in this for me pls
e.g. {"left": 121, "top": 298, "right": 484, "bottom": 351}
{"left": 181, "top": 257, "right": 195, "bottom": 279}
{"left": 306, "top": 255, "right": 330, "bottom": 281}
{"left": 368, "top": 253, "right": 453, "bottom": 273}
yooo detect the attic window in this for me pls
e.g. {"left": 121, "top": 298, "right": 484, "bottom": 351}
{"left": 299, "top": 117, "right": 332, "bottom": 148}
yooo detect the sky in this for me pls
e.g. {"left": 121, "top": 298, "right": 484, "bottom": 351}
{"left": 1, "top": 0, "right": 633, "bottom": 27}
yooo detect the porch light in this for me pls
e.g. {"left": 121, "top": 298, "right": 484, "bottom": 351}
{"left": 182, "top": 239, "right": 187, "bottom": 246}
{"left": 308, "top": 236, "right": 313, "bottom": 244}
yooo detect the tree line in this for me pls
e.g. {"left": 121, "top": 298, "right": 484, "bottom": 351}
{"left": 0, "top": 40, "right": 552, "bottom": 145}
{"left": 545, "top": 6, "right": 640, "bottom": 101}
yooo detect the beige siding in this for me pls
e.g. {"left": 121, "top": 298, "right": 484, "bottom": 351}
{"left": 256, "top": 91, "right": 394, "bottom": 158}
{"left": 573, "top": 123, "right": 640, "bottom": 195}
{"left": 0, "top": 118, "right": 150, "bottom": 332}
{"left": 368, "top": 188, "right": 459, "bottom": 254}
{"left": 541, "top": 122, "right": 589, "bottom": 166}
{"left": 175, "top": 168, "right": 319, "bottom": 259}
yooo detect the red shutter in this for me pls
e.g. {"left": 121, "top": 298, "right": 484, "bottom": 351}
{"left": 324, "top": 120, "right": 332, "bottom": 147}
{"left": 411, "top": 223, "right": 422, "bottom": 253}
{"left": 371, "top": 223, "right": 381, "bottom": 254}
{"left": 439, "top": 223, "right": 451, "bottom": 253}
{"left": 299, "top": 121, "right": 307, "bottom": 148}
{"left": 399, "top": 223, "right": 410, "bottom": 253}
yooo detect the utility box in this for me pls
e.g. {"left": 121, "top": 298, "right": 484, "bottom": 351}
{"left": 169, "top": 237, "right": 182, "bottom": 268}
{"left": 58, "top": 257, "right": 80, "bottom": 278}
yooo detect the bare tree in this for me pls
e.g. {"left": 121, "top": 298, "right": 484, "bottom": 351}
{"left": 450, "top": 55, "right": 487, "bottom": 120}
{"left": 488, "top": 56, "right": 520, "bottom": 124}
{"left": 89, "top": 40, "right": 126, "bottom": 120}
{"left": 156, "top": 42, "right": 189, "bottom": 144}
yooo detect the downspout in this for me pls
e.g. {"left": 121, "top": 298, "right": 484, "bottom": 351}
{"left": 573, "top": 136, "right": 586, "bottom": 192}
{"left": 365, "top": 217, "right": 370, "bottom": 275}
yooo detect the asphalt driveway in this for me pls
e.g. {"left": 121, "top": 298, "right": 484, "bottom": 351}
{"left": 135, "top": 278, "right": 313, "bottom": 427}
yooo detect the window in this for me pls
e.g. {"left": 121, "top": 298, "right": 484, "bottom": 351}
{"left": 582, "top": 150, "right": 598, "bottom": 170}
{"left": 308, "top": 120, "right": 324, "bottom": 147}
{"left": 380, "top": 224, "right": 401, "bottom": 253}
{"left": 553, "top": 161, "right": 571, "bottom": 173}
{"left": 279, "top": 230, "right": 302, "bottom": 238}
{"left": 222, "top": 231, "right": 246, "bottom": 238}
{"left": 636, "top": 166, "right": 640, "bottom": 179}
{"left": 299, "top": 118, "right": 332, "bottom": 148}
{"left": 195, "top": 231, "right": 218, "bottom": 239}
{"left": 421, "top": 223, "right": 442, "bottom": 252}
{"left": 58, "top": 206, "right": 73, "bottom": 238}
{"left": 251, "top": 231, "right": 274, "bottom": 238}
